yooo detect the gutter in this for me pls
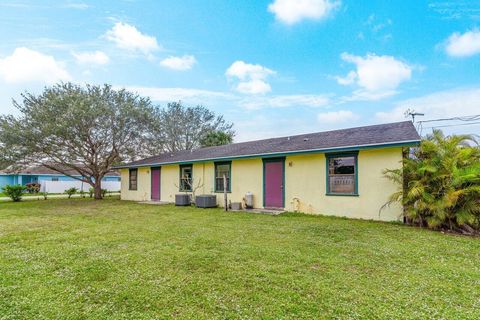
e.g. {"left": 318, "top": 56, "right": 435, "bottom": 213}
{"left": 113, "top": 139, "right": 420, "bottom": 169}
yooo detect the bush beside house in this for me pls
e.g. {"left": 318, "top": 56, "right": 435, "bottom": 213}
{"left": 384, "top": 130, "right": 480, "bottom": 234}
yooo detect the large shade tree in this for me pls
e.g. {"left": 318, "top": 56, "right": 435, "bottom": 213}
{"left": 153, "top": 102, "right": 234, "bottom": 152}
{"left": 0, "top": 83, "right": 158, "bottom": 199}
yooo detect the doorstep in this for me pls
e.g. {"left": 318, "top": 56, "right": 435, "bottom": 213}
{"left": 240, "top": 208, "right": 285, "bottom": 216}
{"left": 138, "top": 200, "right": 172, "bottom": 205}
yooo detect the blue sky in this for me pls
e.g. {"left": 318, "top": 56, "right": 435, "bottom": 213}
{"left": 0, "top": 0, "right": 479, "bottom": 141}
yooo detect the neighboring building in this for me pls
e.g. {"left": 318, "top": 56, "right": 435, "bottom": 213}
{"left": 0, "top": 165, "right": 121, "bottom": 189}
{"left": 114, "top": 121, "right": 420, "bottom": 221}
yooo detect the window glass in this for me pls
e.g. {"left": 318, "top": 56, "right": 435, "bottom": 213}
{"left": 215, "top": 163, "right": 231, "bottom": 192}
{"left": 180, "top": 165, "right": 193, "bottom": 191}
{"left": 52, "top": 177, "right": 59, "bottom": 182}
{"left": 328, "top": 156, "right": 356, "bottom": 194}
{"left": 129, "top": 168, "right": 138, "bottom": 190}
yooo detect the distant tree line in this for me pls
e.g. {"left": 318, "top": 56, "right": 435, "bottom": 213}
{"left": 0, "top": 83, "right": 234, "bottom": 199}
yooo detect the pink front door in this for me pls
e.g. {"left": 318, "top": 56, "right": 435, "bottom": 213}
{"left": 151, "top": 167, "right": 161, "bottom": 201}
{"left": 264, "top": 159, "right": 284, "bottom": 208}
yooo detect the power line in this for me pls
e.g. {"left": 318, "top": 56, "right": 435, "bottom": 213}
{"left": 417, "top": 114, "right": 480, "bottom": 124}
{"left": 422, "top": 121, "right": 480, "bottom": 130}
{"left": 416, "top": 114, "right": 480, "bottom": 135}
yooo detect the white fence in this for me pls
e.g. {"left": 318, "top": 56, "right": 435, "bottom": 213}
{"left": 40, "top": 180, "right": 121, "bottom": 193}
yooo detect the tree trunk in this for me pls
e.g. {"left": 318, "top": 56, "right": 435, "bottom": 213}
{"left": 94, "top": 181, "right": 102, "bottom": 200}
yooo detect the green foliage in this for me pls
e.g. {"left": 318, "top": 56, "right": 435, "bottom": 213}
{"left": 152, "top": 101, "right": 235, "bottom": 152}
{"left": 39, "top": 192, "right": 48, "bottom": 200}
{"left": 0, "top": 83, "right": 159, "bottom": 199}
{"left": 384, "top": 130, "right": 480, "bottom": 232}
{"left": 64, "top": 187, "right": 78, "bottom": 198}
{"left": 88, "top": 187, "right": 94, "bottom": 198}
{"left": 79, "top": 190, "right": 86, "bottom": 198}
{"left": 0, "top": 199, "right": 479, "bottom": 318}
{"left": 2, "top": 184, "right": 27, "bottom": 201}
{"left": 101, "top": 189, "right": 108, "bottom": 198}
{"left": 200, "top": 130, "right": 234, "bottom": 147}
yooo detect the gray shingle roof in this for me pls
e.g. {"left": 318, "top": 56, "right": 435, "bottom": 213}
{"left": 115, "top": 121, "right": 420, "bottom": 168}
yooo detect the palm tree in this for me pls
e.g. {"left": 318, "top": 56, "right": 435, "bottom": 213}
{"left": 383, "top": 130, "right": 480, "bottom": 232}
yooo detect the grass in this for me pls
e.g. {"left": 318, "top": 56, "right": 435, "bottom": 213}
{"left": 0, "top": 199, "right": 479, "bottom": 319}
{"left": 0, "top": 192, "right": 62, "bottom": 197}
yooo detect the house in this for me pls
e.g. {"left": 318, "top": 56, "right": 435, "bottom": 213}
{"left": 0, "top": 165, "right": 121, "bottom": 190}
{"left": 114, "top": 121, "right": 420, "bottom": 221}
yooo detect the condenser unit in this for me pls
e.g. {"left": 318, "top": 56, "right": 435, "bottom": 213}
{"left": 195, "top": 194, "right": 217, "bottom": 208}
{"left": 175, "top": 194, "right": 191, "bottom": 206}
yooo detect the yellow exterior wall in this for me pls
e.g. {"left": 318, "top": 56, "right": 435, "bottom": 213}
{"left": 120, "top": 167, "right": 151, "bottom": 201}
{"left": 155, "top": 159, "right": 264, "bottom": 208}
{"left": 119, "top": 147, "right": 403, "bottom": 221}
{"left": 159, "top": 164, "right": 179, "bottom": 202}
{"left": 230, "top": 158, "right": 263, "bottom": 208}
{"left": 284, "top": 147, "right": 403, "bottom": 221}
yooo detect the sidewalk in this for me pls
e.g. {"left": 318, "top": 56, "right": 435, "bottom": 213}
{"left": 0, "top": 193, "right": 120, "bottom": 202}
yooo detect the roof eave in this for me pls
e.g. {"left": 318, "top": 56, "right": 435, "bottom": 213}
{"left": 113, "top": 139, "right": 420, "bottom": 169}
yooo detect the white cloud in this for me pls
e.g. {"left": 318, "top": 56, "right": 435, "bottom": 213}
{"left": 122, "top": 86, "right": 330, "bottom": 113}
{"left": 336, "top": 52, "right": 412, "bottom": 101}
{"left": 236, "top": 79, "right": 271, "bottom": 95}
{"left": 341, "top": 89, "right": 396, "bottom": 102}
{"left": 317, "top": 110, "right": 357, "bottom": 123}
{"left": 160, "top": 55, "right": 196, "bottom": 70}
{"left": 63, "top": 2, "right": 89, "bottom": 9}
{"left": 122, "top": 86, "right": 233, "bottom": 102}
{"left": 376, "top": 87, "right": 480, "bottom": 123}
{"left": 445, "top": 29, "right": 480, "bottom": 57}
{"left": 335, "top": 70, "right": 356, "bottom": 85}
{"left": 268, "top": 0, "right": 340, "bottom": 25}
{"left": 226, "top": 60, "right": 275, "bottom": 80}
{"left": 240, "top": 94, "right": 330, "bottom": 110}
{"left": 226, "top": 60, "right": 276, "bottom": 94}
{"left": 0, "top": 47, "right": 71, "bottom": 84}
{"left": 72, "top": 50, "right": 109, "bottom": 65}
{"left": 105, "top": 22, "right": 159, "bottom": 55}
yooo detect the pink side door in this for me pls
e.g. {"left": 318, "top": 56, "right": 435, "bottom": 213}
{"left": 151, "top": 167, "right": 161, "bottom": 201}
{"left": 264, "top": 160, "right": 284, "bottom": 208}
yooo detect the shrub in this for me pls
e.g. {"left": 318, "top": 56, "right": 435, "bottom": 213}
{"left": 79, "top": 190, "right": 86, "bottom": 198}
{"left": 65, "top": 187, "right": 78, "bottom": 198}
{"left": 383, "top": 130, "right": 480, "bottom": 233}
{"left": 2, "top": 184, "right": 27, "bottom": 202}
{"left": 88, "top": 187, "right": 94, "bottom": 198}
{"left": 39, "top": 191, "right": 48, "bottom": 200}
{"left": 25, "top": 182, "right": 41, "bottom": 194}
{"left": 101, "top": 189, "right": 108, "bottom": 198}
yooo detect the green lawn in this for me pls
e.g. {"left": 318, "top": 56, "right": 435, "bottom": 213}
{"left": 0, "top": 199, "right": 479, "bottom": 319}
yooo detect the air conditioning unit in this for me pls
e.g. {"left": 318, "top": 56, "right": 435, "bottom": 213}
{"left": 195, "top": 194, "right": 217, "bottom": 208}
{"left": 175, "top": 194, "right": 191, "bottom": 206}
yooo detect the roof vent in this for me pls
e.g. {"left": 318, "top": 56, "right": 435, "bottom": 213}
{"left": 303, "top": 138, "right": 309, "bottom": 142}
{"left": 287, "top": 137, "right": 291, "bottom": 141}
